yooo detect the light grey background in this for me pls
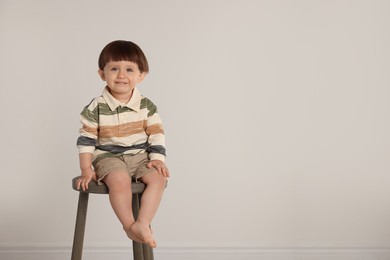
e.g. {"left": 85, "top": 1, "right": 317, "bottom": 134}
{"left": 0, "top": 0, "right": 389, "bottom": 249}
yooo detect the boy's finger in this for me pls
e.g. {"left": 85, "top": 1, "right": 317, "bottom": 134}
{"left": 85, "top": 179, "right": 91, "bottom": 191}
{"left": 82, "top": 180, "right": 88, "bottom": 192}
{"left": 77, "top": 178, "right": 83, "bottom": 190}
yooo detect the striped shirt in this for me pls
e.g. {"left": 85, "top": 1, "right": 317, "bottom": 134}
{"left": 77, "top": 87, "right": 166, "bottom": 163}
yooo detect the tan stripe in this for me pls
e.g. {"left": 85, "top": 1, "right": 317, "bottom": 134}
{"left": 145, "top": 123, "right": 164, "bottom": 135}
{"left": 99, "top": 120, "right": 145, "bottom": 138}
{"left": 81, "top": 124, "right": 98, "bottom": 136}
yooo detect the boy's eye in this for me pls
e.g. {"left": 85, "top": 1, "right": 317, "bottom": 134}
{"left": 111, "top": 67, "right": 118, "bottom": 71}
{"left": 127, "top": 68, "right": 133, "bottom": 72}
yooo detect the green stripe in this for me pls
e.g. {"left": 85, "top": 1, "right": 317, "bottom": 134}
{"left": 117, "top": 106, "right": 133, "bottom": 113}
{"left": 96, "top": 103, "right": 115, "bottom": 115}
{"left": 97, "top": 103, "right": 135, "bottom": 115}
{"left": 82, "top": 101, "right": 141, "bottom": 123}
{"left": 140, "top": 97, "right": 157, "bottom": 117}
{"left": 83, "top": 97, "right": 157, "bottom": 124}
{"left": 81, "top": 106, "right": 98, "bottom": 123}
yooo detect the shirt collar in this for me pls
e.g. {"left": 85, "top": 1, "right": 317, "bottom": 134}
{"left": 102, "top": 86, "right": 141, "bottom": 112}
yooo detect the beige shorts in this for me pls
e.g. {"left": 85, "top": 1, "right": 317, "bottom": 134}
{"left": 93, "top": 152, "right": 156, "bottom": 185}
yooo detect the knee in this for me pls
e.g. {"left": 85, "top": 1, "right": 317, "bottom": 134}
{"left": 104, "top": 171, "right": 131, "bottom": 191}
{"left": 143, "top": 172, "right": 167, "bottom": 188}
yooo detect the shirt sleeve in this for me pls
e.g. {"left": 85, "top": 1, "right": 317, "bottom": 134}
{"left": 144, "top": 99, "right": 166, "bottom": 162}
{"left": 77, "top": 100, "right": 99, "bottom": 154}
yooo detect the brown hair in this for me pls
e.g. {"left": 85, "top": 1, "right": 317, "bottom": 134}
{"left": 98, "top": 40, "right": 149, "bottom": 73}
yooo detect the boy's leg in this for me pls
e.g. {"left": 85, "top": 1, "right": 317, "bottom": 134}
{"left": 130, "top": 171, "right": 167, "bottom": 248}
{"left": 103, "top": 170, "right": 141, "bottom": 242}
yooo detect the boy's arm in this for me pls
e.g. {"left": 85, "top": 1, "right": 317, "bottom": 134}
{"left": 146, "top": 119, "right": 170, "bottom": 177}
{"left": 144, "top": 100, "right": 169, "bottom": 177}
{"left": 76, "top": 102, "right": 99, "bottom": 191}
{"left": 76, "top": 153, "right": 97, "bottom": 191}
{"left": 144, "top": 100, "right": 166, "bottom": 161}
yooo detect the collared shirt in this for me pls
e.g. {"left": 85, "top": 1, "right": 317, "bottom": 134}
{"left": 77, "top": 87, "right": 166, "bottom": 163}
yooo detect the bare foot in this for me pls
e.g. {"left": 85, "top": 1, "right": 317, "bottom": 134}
{"left": 124, "top": 226, "right": 143, "bottom": 243}
{"left": 129, "top": 222, "right": 157, "bottom": 248}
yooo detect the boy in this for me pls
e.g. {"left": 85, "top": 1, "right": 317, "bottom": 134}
{"left": 76, "top": 40, "right": 169, "bottom": 248}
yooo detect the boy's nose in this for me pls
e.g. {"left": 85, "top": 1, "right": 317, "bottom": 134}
{"left": 117, "top": 70, "right": 125, "bottom": 78}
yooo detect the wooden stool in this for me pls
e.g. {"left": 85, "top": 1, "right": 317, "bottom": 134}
{"left": 71, "top": 177, "right": 154, "bottom": 260}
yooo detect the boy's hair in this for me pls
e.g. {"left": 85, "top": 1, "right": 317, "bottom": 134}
{"left": 98, "top": 40, "right": 149, "bottom": 73}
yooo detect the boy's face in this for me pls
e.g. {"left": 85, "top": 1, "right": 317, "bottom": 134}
{"left": 98, "top": 60, "right": 146, "bottom": 103}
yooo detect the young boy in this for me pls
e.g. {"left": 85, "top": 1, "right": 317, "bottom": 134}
{"left": 76, "top": 40, "right": 169, "bottom": 248}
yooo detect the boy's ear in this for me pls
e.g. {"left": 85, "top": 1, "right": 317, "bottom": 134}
{"left": 98, "top": 69, "right": 105, "bottom": 80}
{"left": 138, "top": 72, "right": 146, "bottom": 83}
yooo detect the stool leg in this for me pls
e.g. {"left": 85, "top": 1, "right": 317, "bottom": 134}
{"left": 133, "top": 241, "right": 144, "bottom": 260}
{"left": 132, "top": 193, "right": 144, "bottom": 260}
{"left": 71, "top": 192, "right": 89, "bottom": 260}
{"left": 142, "top": 243, "right": 154, "bottom": 260}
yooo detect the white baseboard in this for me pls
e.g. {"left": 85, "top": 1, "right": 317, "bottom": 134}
{"left": 1, "top": 245, "right": 389, "bottom": 260}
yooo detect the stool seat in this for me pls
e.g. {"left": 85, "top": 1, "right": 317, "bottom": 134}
{"left": 71, "top": 176, "right": 153, "bottom": 260}
{"left": 71, "top": 176, "right": 146, "bottom": 194}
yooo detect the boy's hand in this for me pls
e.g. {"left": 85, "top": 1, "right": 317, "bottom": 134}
{"left": 147, "top": 160, "right": 170, "bottom": 178}
{"left": 77, "top": 168, "right": 97, "bottom": 191}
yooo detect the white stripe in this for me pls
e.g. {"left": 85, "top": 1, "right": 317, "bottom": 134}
{"left": 99, "top": 133, "right": 148, "bottom": 146}
{"left": 146, "top": 113, "right": 163, "bottom": 126}
{"left": 148, "top": 133, "right": 165, "bottom": 146}
{"left": 99, "top": 113, "right": 146, "bottom": 126}
{"left": 80, "top": 115, "right": 98, "bottom": 128}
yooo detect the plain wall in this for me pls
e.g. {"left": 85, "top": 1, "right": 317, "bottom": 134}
{"left": 0, "top": 0, "right": 389, "bottom": 249}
